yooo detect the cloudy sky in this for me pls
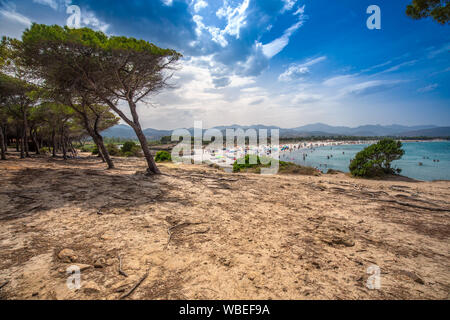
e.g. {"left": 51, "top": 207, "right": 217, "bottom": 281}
{"left": 1, "top": 0, "right": 449, "bottom": 129}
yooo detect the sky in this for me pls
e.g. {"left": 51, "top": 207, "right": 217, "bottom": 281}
{"left": 0, "top": 0, "right": 449, "bottom": 129}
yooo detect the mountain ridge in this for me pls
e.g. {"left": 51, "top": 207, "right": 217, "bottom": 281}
{"left": 102, "top": 123, "right": 449, "bottom": 139}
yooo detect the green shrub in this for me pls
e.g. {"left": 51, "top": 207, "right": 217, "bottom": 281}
{"left": 80, "top": 145, "right": 94, "bottom": 153}
{"left": 39, "top": 147, "right": 50, "bottom": 154}
{"left": 106, "top": 143, "right": 120, "bottom": 156}
{"left": 233, "top": 154, "right": 268, "bottom": 172}
{"left": 121, "top": 141, "right": 136, "bottom": 153}
{"left": 92, "top": 146, "right": 99, "bottom": 155}
{"left": 233, "top": 154, "right": 318, "bottom": 175}
{"left": 120, "top": 141, "right": 142, "bottom": 157}
{"left": 349, "top": 138, "right": 404, "bottom": 178}
{"left": 155, "top": 150, "right": 172, "bottom": 162}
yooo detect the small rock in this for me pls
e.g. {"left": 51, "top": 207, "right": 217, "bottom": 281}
{"left": 57, "top": 249, "right": 78, "bottom": 263}
{"left": 105, "top": 258, "right": 115, "bottom": 266}
{"left": 76, "top": 264, "right": 93, "bottom": 272}
{"left": 400, "top": 271, "right": 425, "bottom": 285}
{"left": 94, "top": 258, "right": 106, "bottom": 268}
{"left": 83, "top": 281, "right": 100, "bottom": 294}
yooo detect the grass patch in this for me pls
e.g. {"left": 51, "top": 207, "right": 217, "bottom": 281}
{"left": 233, "top": 155, "right": 319, "bottom": 175}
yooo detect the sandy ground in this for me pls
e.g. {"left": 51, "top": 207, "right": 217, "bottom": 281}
{"left": 0, "top": 154, "right": 449, "bottom": 300}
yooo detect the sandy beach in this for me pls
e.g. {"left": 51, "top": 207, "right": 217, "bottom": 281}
{"left": 0, "top": 154, "right": 449, "bottom": 300}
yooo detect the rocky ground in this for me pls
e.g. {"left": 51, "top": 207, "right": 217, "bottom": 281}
{"left": 0, "top": 154, "right": 449, "bottom": 300}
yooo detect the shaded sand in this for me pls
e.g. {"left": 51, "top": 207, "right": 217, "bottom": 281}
{"left": 0, "top": 154, "right": 449, "bottom": 300}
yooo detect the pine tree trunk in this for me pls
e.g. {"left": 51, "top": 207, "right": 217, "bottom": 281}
{"left": 16, "top": 126, "right": 19, "bottom": 152}
{"left": 52, "top": 129, "right": 56, "bottom": 157}
{"left": 23, "top": 108, "right": 30, "bottom": 158}
{"left": 31, "top": 128, "right": 40, "bottom": 155}
{"left": 20, "top": 135, "right": 25, "bottom": 159}
{"left": 0, "top": 125, "right": 6, "bottom": 160}
{"left": 3, "top": 125, "right": 7, "bottom": 152}
{"left": 128, "top": 101, "right": 160, "bottom": 175}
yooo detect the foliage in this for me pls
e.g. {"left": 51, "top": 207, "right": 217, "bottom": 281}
{"left": 80, "top": 145, "right": 95, "bottom": 153}
{"left": 106, "top": 143, "right": 120, "bottom": 156}
{"left": 155, "top": 150, "right": 172, "bottom": 162}
{"left": 120, "top": 141, "right": 141, "bottom": 157}
{"left": 21, "top": 23, "right": 182, "bottom": 173}
{"left": 233, "top": 154, "right": 318, "bottom": 175}
{"left": 349, "top": 139, "right": 405, "bottom": 177}
{"left": 121, "top": 141, "right": 137, "bottom": 153}
{"left": 39, "top": 147, "right": 51, "bottom": 154}
{"left": 406, "top": 0, "right": 449, "bottom": 24}
{"left": 92, "top": 145, "right": 99, "bottom": 155}
{"left": 160, "top": 136, "right": 173, "bottom": 144}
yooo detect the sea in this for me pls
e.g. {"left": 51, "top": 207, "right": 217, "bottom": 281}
{"left": 280, "top": 141, "right": 450, "bottom": 181}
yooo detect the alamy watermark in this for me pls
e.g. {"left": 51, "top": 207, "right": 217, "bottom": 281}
{"left": 367, "top": 5, "right": 381, "bottom": 30}
{"left": 66, "top": 265, "right": 81, "bottom": 290}
{"left": 366, "top": 265, "right": 381, "bottom": 290}
{"left": 66, "top": 5, "right": 81, "bottom": 29}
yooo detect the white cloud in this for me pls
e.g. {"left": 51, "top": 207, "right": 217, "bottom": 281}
{"left": 32, "top": 0, "right": 58, "bottom": 10}
{"left": 193, "top": 15, "right": 228, "bottom": 47}
{"left": 341, "top": 80, "right": 405, "bottom": 96}
{"left": 262, "top": 5, "right": 306, "bottom": 58}
{"left": 81, "top": 9, "right": 110, "bottom": 33}
{"left": 281, "top": 0, "right": 296, "bottom": 13}
{"left": 0, "top": 3, "right": 32, "bottom": 27}
{"left": 279, "top": 65, "right": 309, "bottom": 82}
{"left": 161, "top": 0, "right": 173, "bottom": 6}
{"left": 216, "top": 0, "right": 250, "bottom": 40}
{"left": 194, "top": 0, "right": 208, "bottom": 13}
{"left": 418, "top": 83, "right": 438, "bottom": 93}
{"left": 279, "top": 56, "right": 326, "bottom": 82}
{"left": 323, "top": 74, "right": 357, "bottom": 87}
{"left": 377, "top": 60, "right": 418, "bottom": 74}
{"left": 427, "top": 43, "right": 450, "bottom": 59}
{"left": 361, "top": 60, "right": 392, "bottom": 73}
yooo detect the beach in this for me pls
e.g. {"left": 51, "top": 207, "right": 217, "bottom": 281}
{"left": 0, "top": 155, "right": 449, "bottom": 300}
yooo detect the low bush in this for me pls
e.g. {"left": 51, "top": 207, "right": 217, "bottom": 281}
{"left": 39, "top": 147, "right": 51, "bottom": 154}
{"left": 155, "top": 150, "right": 172, "bottom": 162}
{"left": 106, "top": 143, "right": 120, "bottom": 156}
{"left": 120, "top": 141, "right": 142, "bottom": 157}
{"left": 349, "top": 138, "right": 404, "bottom": 177}
{"left": 233, "top": 154, "right": 318, "bottom": 175}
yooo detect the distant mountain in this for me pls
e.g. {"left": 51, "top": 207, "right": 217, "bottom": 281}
{"left": 102, "top": 124, "right": 137, "bottom": 139}
{"left": 291, "top": 123, "right": 438, "bottom": 137}
{"left": 102, "top": 124, "right": 172, "bottom": 140}
{"left": 101, "top": 123, "right": 448, "bottom": 140}
{"left": 397, "top": 127, "right": 450, "bottom": 137}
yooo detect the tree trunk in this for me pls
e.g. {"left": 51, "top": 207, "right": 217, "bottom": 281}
{"left": 16, "top": 126, "right": 19, "bottom": 152}
{"left": 31, "top": 128, "right": 40, "bottom": 155}
{"left": 22, "top": 107, "right": 30, "bottom": 158}
{"left": 20, "top": 135, "right": 25, "bottom": 159}
{"left": 92, "top": 114, "right": 114, "bottom": 169}
{"left": 0, "top": 125, "right": 6, "bottom": 160}
{"left": 95, "top": 134, "right": 114, "bottom": 169}
{"left": 3, "top": 125, "right": 7, "bottom": 152}
{"left": 99, "top": 97, "right": 159, "bottom": 174}
{"left": 61, "top": 129, "right": 67, "bottom": 160}
{"left": 52, "top": 129, "right": 56, "bottom": 157}
{"left": 79, "top": 112, "right": 114, "bottom": 169}
{"left": 128, "top": 101, "right": 160, "bottom": 175}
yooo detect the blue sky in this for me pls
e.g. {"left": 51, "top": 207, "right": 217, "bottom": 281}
{"left": 0, "top": 0, "right": 449, "bottom": 129}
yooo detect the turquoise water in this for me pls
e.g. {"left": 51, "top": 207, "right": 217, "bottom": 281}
{"left": 280, "top": 141, "right": 450, "bottom": 181}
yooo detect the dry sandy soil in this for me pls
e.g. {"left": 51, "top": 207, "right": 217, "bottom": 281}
{"left": 0, "top": 154, "right": 449, "bottom": 300}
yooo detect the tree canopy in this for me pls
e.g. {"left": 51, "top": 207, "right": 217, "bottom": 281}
{"left": 406, "top": 0, "right": 450, "bottom": 24}
{"left": 21, "top": 24, "right": 182, "bottom": 174}
{"left": 349, "top": 139, "right": 405, "bottom": 178}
